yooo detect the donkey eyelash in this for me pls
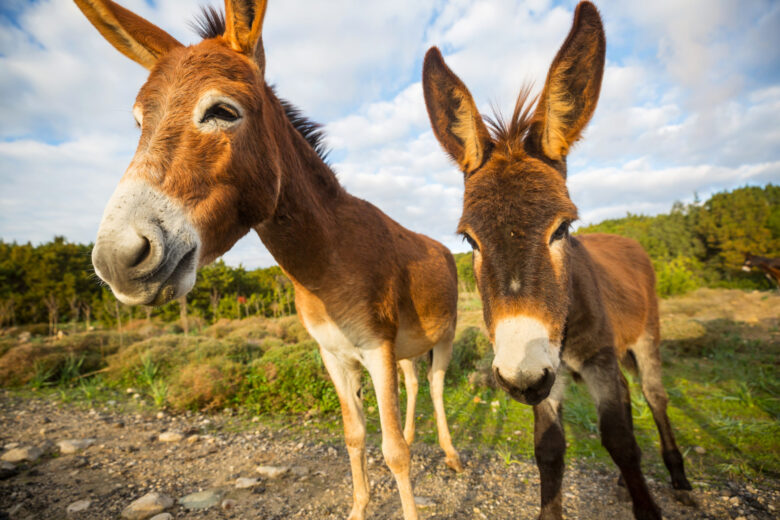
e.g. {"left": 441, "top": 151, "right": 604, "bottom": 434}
{"left": 461, "top": 233, "right": 479, "bottom": 251}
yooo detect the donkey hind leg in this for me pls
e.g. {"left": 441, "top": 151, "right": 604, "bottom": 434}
{"left": 397, "top": 358, "right": 419, "bottom": 445}
{"left": 319, "top": 347, "right": 370, "bottom": 520}
{"left": 533, "top": 375, "right": 566, "bottom": 520}
{"left": 631, "top": 335, "right": 693, "bottom": 492}
{"left": 427, "top": 339, "right": 463, "bottom": 472}
{"left": 581, "top": 347, "right": 661, "bottom": 520}
{"left": 364, "top": 344, "right": 419, "bottom": 520}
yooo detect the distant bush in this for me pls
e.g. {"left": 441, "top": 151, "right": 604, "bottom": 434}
{"left": 654, "top": 256, "right": 705, "bottom": 297}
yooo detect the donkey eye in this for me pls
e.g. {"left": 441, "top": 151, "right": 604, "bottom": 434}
{"left": 462, "top": 233, "right": 479, "bottom": 251}
{"left": 201, "top": 103, "right": 240, "bottom": 123}
{"left": 550, "top": 221, "right": 570, "bottom": 244}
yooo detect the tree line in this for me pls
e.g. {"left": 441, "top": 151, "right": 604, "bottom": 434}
{"left": 0, "top": 184, "right": 776, "bottom": 329}
{"left": 0, "top": 238, "right": 295, "bottom": 329}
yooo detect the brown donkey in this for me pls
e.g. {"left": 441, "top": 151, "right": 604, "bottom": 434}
{"left": 74, "top": 1, "right": 462, "bottom": 518}
{"left": 423, "top": 2, "right": 692, "bottom": 519}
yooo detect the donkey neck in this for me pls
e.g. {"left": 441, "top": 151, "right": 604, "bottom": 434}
{"left": 254, "top": 90, "right": 345, "bottom": 287}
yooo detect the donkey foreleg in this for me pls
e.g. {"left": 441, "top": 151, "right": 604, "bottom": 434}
{"left": 581, "top": 347, "right": 661, "bottom": 520}
{"left": 398, "top": 358, "right": 418, "bottom": 445}
{"left": 319, "top": 347, "right": 370, "bottom": 520}
{"left": 364, "top": 345, "right": 419, "bottom": 520}
{"left": 533, "top": 376, "right": 566, "bottom": 520}
{"left": 427, "top": 340, "right": 463, "bottom": 472}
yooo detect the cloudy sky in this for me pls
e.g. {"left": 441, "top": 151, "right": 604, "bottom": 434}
{"left": 1, "top": 0, "right": 778, "bottom": 268}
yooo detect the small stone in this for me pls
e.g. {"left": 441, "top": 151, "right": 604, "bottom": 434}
{"left": 0, "top": 461, "right": 18, "bottom": 480}
{"left": 256, "top": 465, "right": 289, "bottom": 479}
{"left": 121, "top": 492, "right": 174, "bottom": 520}
{"left": 57, "top": 439, "right": 96, "bottom": 454}
{"left": 291, "top": 466, "right": 309, "bottom": 477}
{"left": 149, "top": 514, "right": 172, "bottom": 520}
{"left": 39, "top": 428, "right": 47, "bottom": 436}
{"left": 67, "top": 499, "right": 91, "bottom": 513}
{"left": 3, "top": 443, "right": 19, "bottom": 450}
{"left": 156, "top": 412, "right": 166, "bottom": 419}
{"left": 693, "top": 446, "right": 706, "bottom": 455}
{"left": 158, "top": 432, "right": 184, "bottom": 443}
{"left": 1, "top": 446, "right": 43, "bottom": 463}
{"left": 221, "top": 499, "right": 237, "bottom": 510}
{"left": 179, "top": 489, "right": 224, "bottom": 510}
{"left": 730, "top": 496, "right": 741, "bottom": 506}
{"left": 185, "top": 434, "right": 199, "bottom": 444}
{"left": 107, "top": 400, "right": 117, "bottom": 406}
{"left": 414, "top": 496, "right": 435, "bottom": 508}
{"left": 126, "top": 388, "right": 135, "bottom": 394}
{"left": 133, "top": 393, "right": 141, "bottom": 400}
{"left": 235, "top": 477, "right": 260, "bottom": 489}
{"left": 735, "top": 517, "right": 747, "bottom": 520}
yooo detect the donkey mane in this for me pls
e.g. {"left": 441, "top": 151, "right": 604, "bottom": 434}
{"left": 191, "top": 6, "right": 331, "bottom": 163}
{"left": 485, "top": 85, "right": 537, "bottom": 152}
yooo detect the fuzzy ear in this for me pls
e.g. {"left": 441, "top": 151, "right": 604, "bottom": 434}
{"left": 423, "top": 47, "right": 493, "bottom": 177}
{"left": 74, "top": 0, "right": 182, "bottom": 70}
{"left": 224, "top": 0, "right": 267, "bottom": 67}
{"left": 526, "top": 1, "right": 605, "bottom": 162}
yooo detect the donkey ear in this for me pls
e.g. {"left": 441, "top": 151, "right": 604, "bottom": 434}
{"left": 224, "top": 0, "right": 267, "bottom": 67}
{"left": 423, "top": 47, "right": 492, "bottom": 178}
{"left": 74, "top": 0, "right": 182, "bottom": 70}
{"left": 526, "top": 1, "right": 605, "bottom": 162}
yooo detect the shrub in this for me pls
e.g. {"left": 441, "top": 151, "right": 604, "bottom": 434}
{"left": 655, "top": 256, "right": 704, "bottom": 297}
{"left": 451, "top": 326, "right": 491, "bottom": 376}
{"left": 168, "top": 361, "right": 242, "bottom": 410}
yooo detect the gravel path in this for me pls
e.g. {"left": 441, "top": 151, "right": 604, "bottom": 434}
{"left": 1, "top": 393, "right": 776, "bottom": 519}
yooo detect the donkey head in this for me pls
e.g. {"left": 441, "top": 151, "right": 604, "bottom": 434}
{"left": 423, "top": 1, "right": 605, "bottom": 405}
{"left": 742, "top": 253, "right": 756, "bottom": 272}
{"left": 77, "top": 0, "right": 281, "bottom": 305}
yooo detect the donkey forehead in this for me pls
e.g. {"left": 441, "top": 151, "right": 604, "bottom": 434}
{"left": 136, "top": 42, "right": 260, "bottom": 106}
{"left": 460, "top": 166, "right": 576, "bottom": 233}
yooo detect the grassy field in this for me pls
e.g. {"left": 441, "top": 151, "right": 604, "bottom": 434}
{"left": 1, "top": 288, "right": 778, "bottom": 487}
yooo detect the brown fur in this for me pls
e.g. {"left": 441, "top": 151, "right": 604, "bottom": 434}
{"left": 423, "top": 2, "right": 691, "bottom": 519}
{"left": 75, "top": 1, "right": 463, "bottom": 519}
{"left": 743, "top": 253, "right": 780, "bottom": 288}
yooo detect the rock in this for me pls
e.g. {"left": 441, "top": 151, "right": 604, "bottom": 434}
{"left": 221, "top": 499, "right": 237, "bottom": 510}
{"left": 291, "top": 466, "right": 309, "bottom": 477}
{"left": 3, "top": 443, "right": 19, "bottom": 450}
{"left": 66, "top": 499, "right": 91, "bottom": 513}
{"left": 235, "top": 477, "right": 260, "bottom": 489}
{"left": 156, "top": 411, "right": 166, "bottom": 419}
{"left": 149, "top": 515, "right": 172, "bottom": 520}
{"left": 158, "top": 432, "right": 184, "bottom": 443}
{"left": 121, "top": 492, "right": 174, "bottom": 520}
{"left": 415, "top": 496, "right": 435, "bottom": 508}
{"left": 57, "top": 439, "right": 96, "bottom": 454}
{"left": 185, "top": 434, "right": 199, "bottom": 444}
{"left": 256, "top": 465, "right": 289, "bottom": 479}
{"left": 693, "top": 446, "right": 706, "bottom": 455}
{"left": 1, "top": 446, "right": 43, "bottom": 463}
{"left": 178, "top": 489, "right": 224, "bottom": 510}
{"left": 0, "top": 461, "right": 18, "bottom": 480}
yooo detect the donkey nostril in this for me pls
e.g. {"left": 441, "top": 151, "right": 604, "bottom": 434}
{"left": 129, "top": 236, "right": 152, "bottom": 268}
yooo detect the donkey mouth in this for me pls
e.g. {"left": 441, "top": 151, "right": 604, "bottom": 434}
{"left": 493, "top": 368, "right": 554, "bottom": 406}
{"left": 147, "top": 247, "right": 197, "bottom": 306}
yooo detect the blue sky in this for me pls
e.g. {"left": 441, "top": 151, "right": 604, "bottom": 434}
{"left": 1, "top": 0, "right": 778, "bottom": 268}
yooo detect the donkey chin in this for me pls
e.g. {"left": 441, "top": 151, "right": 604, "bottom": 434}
{"left": 491, "top": 317, "right": 561, "bottom": 406}
{"left": 91, "top": 179, "right": 201, "bottom": 307}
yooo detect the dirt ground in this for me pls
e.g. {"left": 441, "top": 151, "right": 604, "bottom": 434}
{"left": 1, "top": 392, "right": 777, "bottom": 520}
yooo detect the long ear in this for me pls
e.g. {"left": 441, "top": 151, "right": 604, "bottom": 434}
{"left": 74, "top": 0, "right": 182, "bottom": 70}
{"left": 526, "top": 1, "right": 605, "bottom": 162}
{"left": 423, "top": 47, "right": 493, "bottom": 177}
{"left": 224, "top": 0, "right": 267, "bottom": 67}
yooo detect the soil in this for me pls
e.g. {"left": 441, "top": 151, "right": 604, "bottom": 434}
{"left": 1, "top": 392, "right": 777, "bottom": 520}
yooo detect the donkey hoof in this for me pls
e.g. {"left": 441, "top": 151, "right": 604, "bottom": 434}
{"left": 615, "top": 483, "right": 631, "bottom": 502}
{"left": 672, "top": 489, "right": 698, "bottom": 508}
{"left": 445, "top": 454, "right": 464, "bottom": 473}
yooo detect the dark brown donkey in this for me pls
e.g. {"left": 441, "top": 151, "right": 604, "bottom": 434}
{"left": 423, "top": 2, "right": 691, "bottom": 519}
{"left": 74, "top": 1, "right": 462, "bottom": 518}
{"left": 743, "top": 253, "right": 780, "bottom": 289}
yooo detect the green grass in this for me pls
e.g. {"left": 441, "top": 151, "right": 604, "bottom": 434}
{"left": 1, "top": 288, "right": 778, "bottom": 487}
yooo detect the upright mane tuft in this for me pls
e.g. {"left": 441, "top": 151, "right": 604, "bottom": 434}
{"left": 278, "top": 97, "right": 331, "bottom": 164}
{"left": 485, "top": 85, "right": 538, "bottom": 151}
{"left": 191, "top": 5, "right": 226, "bottom": 40}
